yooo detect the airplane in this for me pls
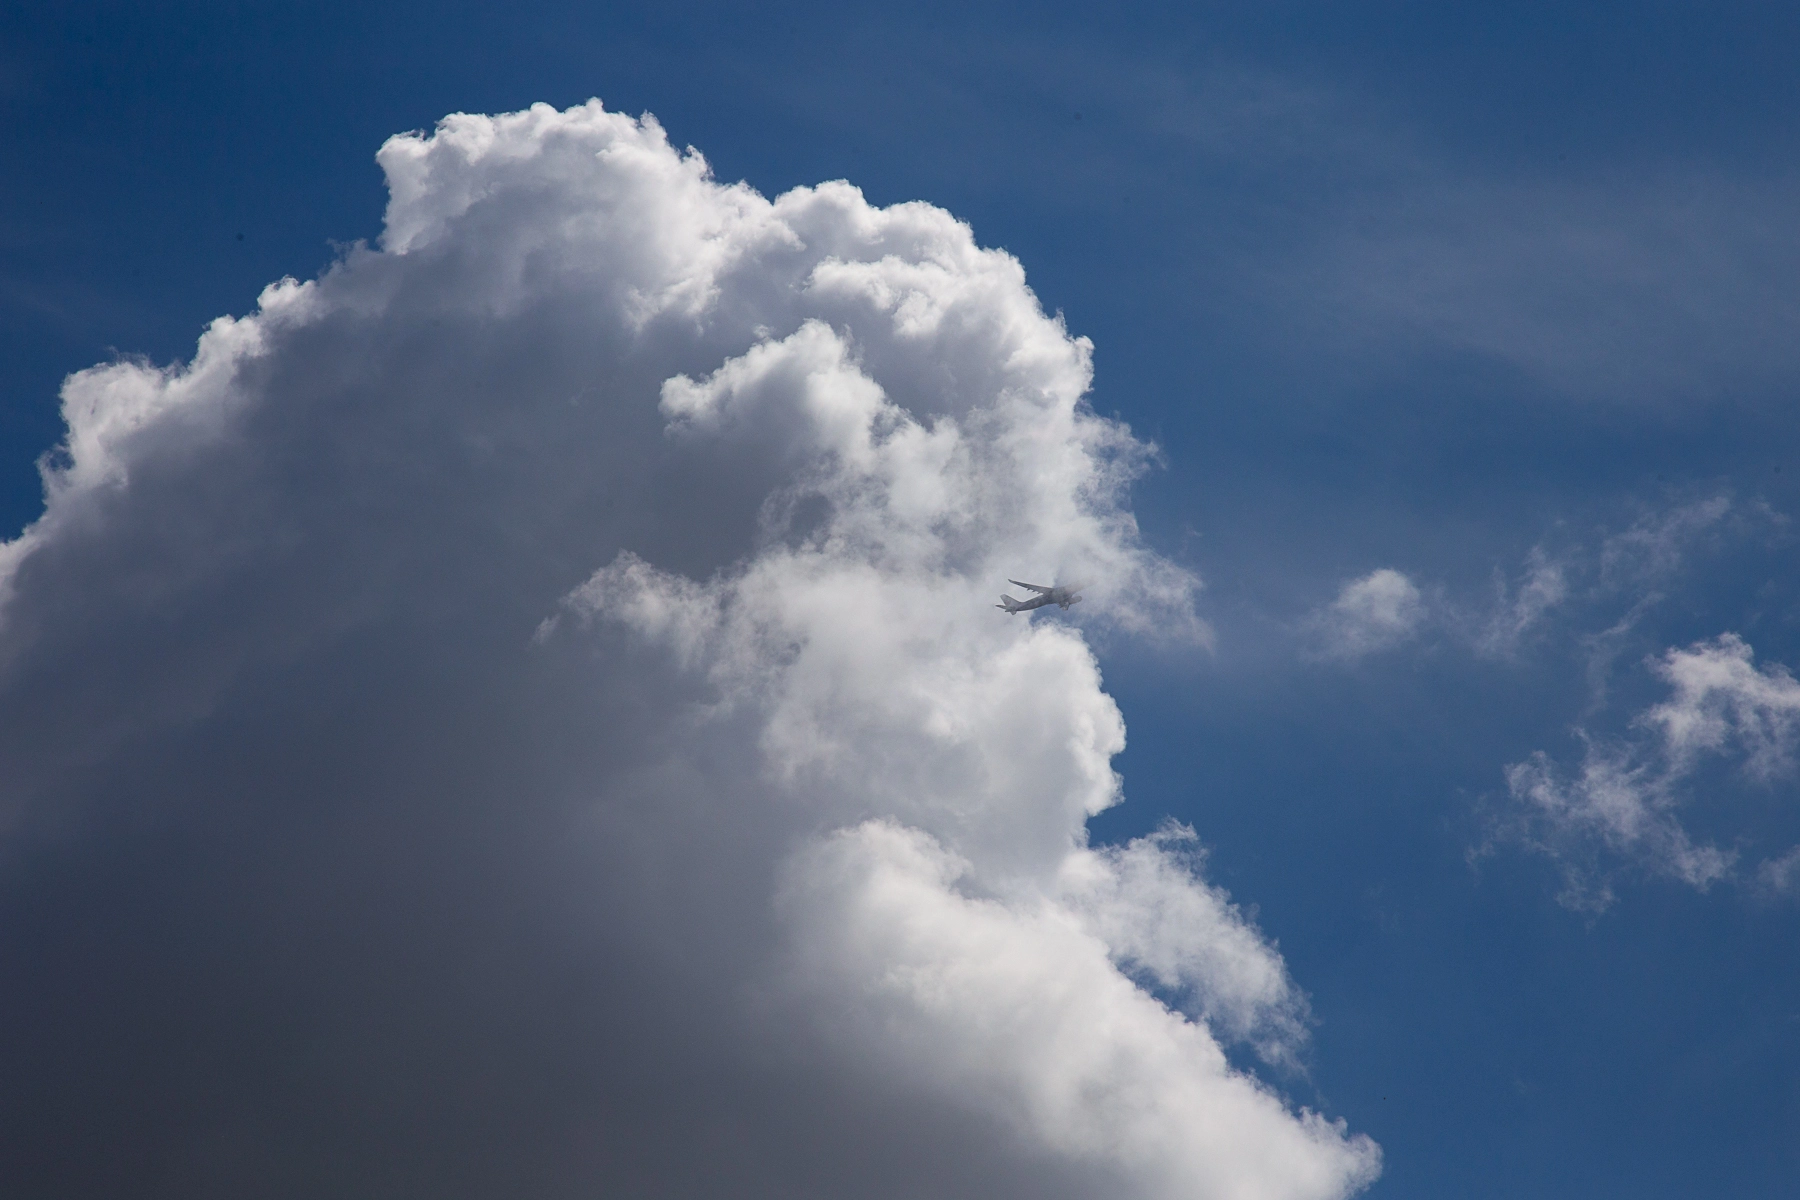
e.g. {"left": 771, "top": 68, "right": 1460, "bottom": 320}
{"left": 996, "top": 580, "right": 1086, "bottom": 614}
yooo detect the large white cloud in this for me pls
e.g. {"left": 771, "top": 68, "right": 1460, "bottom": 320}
{"left": 0, "top": 102, "right": 1375, "bottom": 1198}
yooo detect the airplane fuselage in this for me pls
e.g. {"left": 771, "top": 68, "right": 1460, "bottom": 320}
{"left": 996, "top": 581, "right": 1085, "bottom": 614}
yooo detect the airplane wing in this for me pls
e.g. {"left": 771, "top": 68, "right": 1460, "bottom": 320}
{"left": 1008, "top": 580, "right": 1055, "bottom": 594}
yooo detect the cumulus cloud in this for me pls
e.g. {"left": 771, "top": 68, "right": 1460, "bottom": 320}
{"left": 1500, "top": 634, "right": 1800, "bottom": 910}
{"left": 0, "top": 103, "right": 1374, "bottom": 1198}
{"left": 1307, "top": 568, "right": 1424, "bottom": 659}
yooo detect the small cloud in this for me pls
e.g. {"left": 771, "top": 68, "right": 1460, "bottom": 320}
{"left": 1498, "top": 633, "right": 1800, "bottom": 910}
{"left": 1641, "top": 633, "right": 1800, "bottom": 781}
{"left": 1475, "top": 548, "right": 1566, "bottom": 658}
{"left": 1757, "top": 846, "right": 1800, "bottom": 897}
{"left": 1598, "top": 495, "right": 1732, "bottom": 589}
{"left": 1308, "top": 568, "right": 1424, "bottom": 659}
{"left": 1502, "top": 743, "right": 1735, "bottom": 913}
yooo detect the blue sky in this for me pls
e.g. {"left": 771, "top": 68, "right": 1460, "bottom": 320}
{"left": 4, "top": 3, "right": 1799, "bottom": 1197}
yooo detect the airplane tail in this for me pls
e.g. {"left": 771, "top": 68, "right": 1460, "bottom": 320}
{"left": 997, "top": 594, "right": 1021, "bottom": 612}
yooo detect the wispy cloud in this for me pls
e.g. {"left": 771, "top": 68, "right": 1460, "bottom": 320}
{"left": 1757, "top": 844, "right": 1800, "bottom": 897}
{"left": 1312, "top": 492, "right": 1767, "bottom": 675}
{"left": 1598, "top": 496, "right": 1735, "bottom": 589}
{"left": 1108, "top": 59, "right": 1800, "bottom": 404}
{"left": 1502, "top": 742, "right": 1736, "bottom": 913}
{"left": 1474, "top": 549, "right": 1569, "bottom": 659}
{"left": 1499, "top": 634, "right": 1800, "bottom": 911}
{"left": 1276, "top": 161, "right": 1800, "bottom": 401}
